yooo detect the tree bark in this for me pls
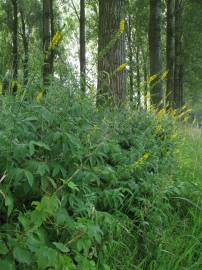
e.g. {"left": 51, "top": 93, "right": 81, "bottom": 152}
{"left": 20, "top": 8, "right": 29, "bottom": 86}
{"left": 97, "top": 0, "right": 126, "bottom": 107}
{"left": 136, "top": 45, "right": 141, "bottom": 108}
{"left": 174, "top": 0, "right": 183, "bottom": 108}
{"left": 149, "top": 0, "right": 163, "bottom": 107}
{"left": 50, "top": 0, "right": 54, "bottom": 75}
{"left": 166, "top": 0, "right": 174, "bottom": 106}
{"left": 127, "top": 14, "right": 134, "bottom": 102}
{"left": 43, "top": 0, "right": 51, "bottom": 87}
{"left": 11, "top": 0, "right": 18, "bottom": 94}
{"left": 80, "top": 0, "right": 86, "bottom": 93}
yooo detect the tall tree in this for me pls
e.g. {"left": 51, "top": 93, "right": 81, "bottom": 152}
{"left": 50, "top": 0, "right": 54, "bottom": 75}
{"left": 174, "top": 0, "right": 183, "bottom": 108}
{"left": 11, "top": 0, "right": 18, "bottom": 94}
{"left": 97, "top": 0, "right": 126, "bottom": 106}
{"left": 166, "top": 0, "right": 174, "bottom": 106}
{"left": 80, "top": 0, "right": 86, "bottom": 93}
{"left": 19, "top": 7, "right": 29, "bottom": 86}
{"left": 149, "top": 0, "right": 163, "bottom": 107}
{"left": 136, "top": 44, "right": 141, "bottom": 108}
{"left": 127, "top": 14, "right": 134, "bottom": 102}
{"left": 43, "top": 0, "right": 51, "bottom": 87}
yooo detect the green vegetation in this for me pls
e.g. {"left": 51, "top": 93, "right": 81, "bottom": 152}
{"left": 1, "top": 0, "right": 202, "bottom": 269}
{"left": 0, "top": 85, "right": 202, "bottom": 269}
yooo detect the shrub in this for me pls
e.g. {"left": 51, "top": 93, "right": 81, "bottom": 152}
{"left": 0, "top": 86, "right": 178, "bottom": 269}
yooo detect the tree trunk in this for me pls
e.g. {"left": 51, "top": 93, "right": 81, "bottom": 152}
{"left": 20, "top": 8, "right": 29, "bottom": 86}
{"left": 136, "top": 45, "right": 141, "bottom": 108}
{"left": 50, "top": 0, "right": 54, "bottom": 75}
{"left": 174, "top": 0, "right": 183, "bottom": 108}
{"left": 97, "top": 0, "right": 126, "bottom": 107}
{"left": 11, "top": 0, "right": 18, "bottom": 94}
{"left": 141, "top": 47, "right": 149, "bottom": 110}
{"left": 127, "top": 14, "right": 134, "bottom": 102}
{"left": 149, "top": 0, "right": 163, "bottom": 107}
{"left": 80, "top": 0, "right": 86, "bottom": 93}
{"left": 43, "top": 0, "right": 51, "bottom": 87}
{"left": 166, "top": 0, "right": 174, "bottom": 106}
{"left": 143, "top": 61, "right": 148, "bottom": 110}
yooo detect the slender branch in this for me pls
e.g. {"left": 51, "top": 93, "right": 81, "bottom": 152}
{"left": 70, "top": 0, "right": 80, "bottom": 21}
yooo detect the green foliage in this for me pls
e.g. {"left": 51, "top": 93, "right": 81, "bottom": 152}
{"left": 0, "top": 85, "right": 178, "bottom": 269}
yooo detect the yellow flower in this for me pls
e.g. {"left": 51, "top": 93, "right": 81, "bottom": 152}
{"left": 143, "top": 153, "right": 149, "bottom": 160}
{"left": 90, "top": 125, "right": 98, "bottom": 133}
{"left": 147, "top": 74, "right": 157, "bottom": 84}
{"left": 134, "top": 152, "right": 150, "bottom": 167}
{"left": 155, "top": 124, "right": 162, "bottom": 133}
{"left": 156, "top": 108, "right": 166, "bottom": 118}
{"left": 170, "top": 109, "right": 177, "bottom": 117}
{"left": 178, "top": 108, "right": 192, "bottom": 119}
{"left": 0, "top": 82, "right": 2, "bottom": 95}
{"left": 161, "top": 70, "right": 169, "bottom": 80}
{"left": 115, "top": 63, "right": 127, "bottom": 73}
{"left": 186, "top": 108, "right": 192, "bottom": 113}
{"left": 36, "top": 91, "right": 44, "bottom": 103}
{"left": 183, "top": 115, "right": 189, "bottom": 123}
{"left": 49, "top": 31, "right": 62, "bottom": 49}
{"left": 89, "top": 84, "right": 94, "bottom": 97}
{"left": 119, "top": 19, "right": 125, "bottom": 33}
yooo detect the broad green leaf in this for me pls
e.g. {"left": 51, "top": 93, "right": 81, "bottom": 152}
{"left": 36, "top": 162, "right": 50, "bottom": 176}
{"left": 29, "top": 144, "right": 35, "bottom": 156}
{"left": 36, "top": 195, "right": 59, "bottom": 216}
{"left": 29, "top": 141, "right": 51, "bottom": 156}
{"left": 0, "top": 240, "right": 8, "bottom": 255}
{"left": 55, "top": 208, "right": 71, "bottom": 225}
{"left": 48, "top": 177, "right": 57, "bottom": 189}
{"left": 0, "top": 259, "right": 16, "bottom": 270}
{"left": 36, "top": 246, "right": 58, "bottom": 268}
{"left": 5, "top": 194, "right": 13, "bottom": 216}
{"left": 67, "top": 181, "right": 79, "bottom": 191}
{"left": 58, "top": 255, "right": 76, "bottom": 270}
{"left": 24, "top": 170, "right": 34, "bottom": 187}
{"left": 13, "top": 246, "right": 32, "bottom": 265}
{"left": 103, "top": 264, "right": 111, "bottom": 270}
{"left": 53, "top": 242, "right": 70, "bottom": 253}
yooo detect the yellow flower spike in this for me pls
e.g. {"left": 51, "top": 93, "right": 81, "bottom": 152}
{"left": 157, "top": 108, "right": 165, "bottom": 118}
{"left": 49, "top": 31, "right": 62, "bottom": 49}
{"left": 36, "top": 91, "right": 44, "bottom": 103}
{"left": 155, "top": 124, "right": 162, "bottom": 134}
{"left": 186, "top": 108, "right": 192, "bottom": 113}
{"left": 183, "top": 115, "right": 189, "bottom": 123}
{"left": 119, "top": 19, "right": 125, "bottom": 33}
{"left": 89, "top": 84, "right": 94, "bottom": 97}
{"left": 171, "top": 109, "right": 177, "bottom": 117}
{"left": 143, "top": 153, "right": 149, "bottom": 160}
{"left": 0, "top": 82, "right": 2, "bottom": 95}
{"left": 134, "top": 152, "right": 150, "bottom": 168}
{"left": 91, "top": 125, "right": 98, "bottom": 133}
{"left": 115, "top": 63, "right": 127, "bottom": 73}
{"left": 147, "top": 74, "right": 157, "bottom": 84}
{"left": 161, "top": 70, "right": 169, "bottom": 80}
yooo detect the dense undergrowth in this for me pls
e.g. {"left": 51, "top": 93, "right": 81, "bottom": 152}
{"left": 0, "top": 84, "right": 201, "bottom": 270}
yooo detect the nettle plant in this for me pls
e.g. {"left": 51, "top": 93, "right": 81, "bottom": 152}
{"left": 0, "top": 87, "right": 178, "bottom": 269}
